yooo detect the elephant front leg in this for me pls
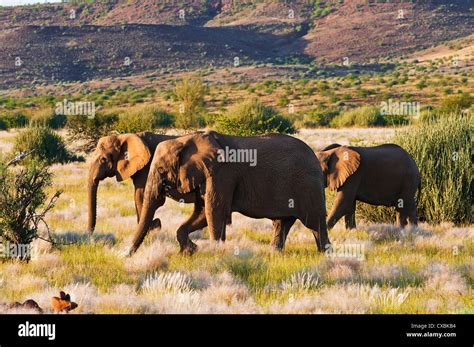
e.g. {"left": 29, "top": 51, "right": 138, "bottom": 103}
{"left": 327, "top": 191, "right": 355, "bottom": 230}
{"left": 344, "top": 201, "right": 357, "bottom": 229}
{"left": 134, "top": 187, "right": 144, "bottom": 224}
{"left": 177, "top": 194, "right": 207, "bottom": 255}
{"left": 135, "top": 186, "right": 161, "bottom": 230}
{"left": 204, "top": 178, "right": 231, "bottom": 243}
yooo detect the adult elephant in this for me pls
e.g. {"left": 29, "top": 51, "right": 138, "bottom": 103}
{"left": 315, "top": 143, "right": 421, "bottom": 230}
{"left": 128, "top": 130, "right": 330, "bottom": 256}
{"left": 87, "top": 132, "right": 196, "bottom": 234}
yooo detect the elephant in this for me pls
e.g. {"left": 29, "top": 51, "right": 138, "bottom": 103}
{"left": 87, "top": 132, "right": 196, "bottom": 234}
{"left": 315, "top": 143, "right": 421, "bottom": 230}
{"left": 128, "top": 130, "right": 330, "bottom": 255}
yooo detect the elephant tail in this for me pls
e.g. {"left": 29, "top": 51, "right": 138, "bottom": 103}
{"left": 416, "top": 179, "right": 422, "bottom": 204}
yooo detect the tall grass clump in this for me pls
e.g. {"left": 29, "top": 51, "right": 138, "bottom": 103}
{"left": 215, "top": 98, "right": 295, "bottom": 136}
{"left": 12, "top": 127, "right": 76, "bottom": 164}
{"left": 358, "top": 112, "right": 472, "bottom": 224}
{"left": 396, "top": 113, "right": 472, "bottom": 224}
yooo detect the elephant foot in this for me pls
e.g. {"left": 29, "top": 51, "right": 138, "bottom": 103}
{"left": 322, "top": 243, "right": 332, "bottom": 253}
{"left": 150, "top": 218, "right": 161, "bottom": 231}
{"left": 179, "top": 240, "right": 198, "bottom": 256}
{"left": 271, "top": 245, "right": 285, "bottom": 253}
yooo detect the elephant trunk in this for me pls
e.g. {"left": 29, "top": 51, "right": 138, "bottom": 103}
{"left": 87, "top": 168, "right": 100, "bottom": 234}
{"left": 128, "top": 182, "right": 165, "bottom": 256}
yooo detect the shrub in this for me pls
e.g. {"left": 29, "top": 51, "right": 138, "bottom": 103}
{"left": 441, "top": 93, "right": 473, "bottom": 111}
{"left": 382, "top": 113, "right": 409, "bottom": 126}
{"left": 29, "top": 108, "right": 67, "bottom": 129}
{"left": 67, "top": 113, "right": 118, "bottom": 152}
{"left": 114, "top": 105, "right": 174, "bottom": 133}
{"left": 0, "top": 158, "right": 61, "bottom": 260}
{"left": 174, "top": 77, "right": 207, "bottom": 129}
{"left": 1, "top": 111, "right": 29, "bottom": 128}
{"left": 277, "top": 96, "right": 290, "bottom": 107}
{"left": 12, "top": 127, "right": 76, "bottom": 164}
{"left": 214, "top": 98, "right": 296, "bottom": 136}
{"left": 357, "top": 113, "right": 472, "bottom": 225}
{"left": 330, "top": 106, "right": 385, "bottom": 127}
{"left": 0, "top": 117, "right": 7, "bottom": 130}
{"left": 301, "top": 107, "right": 340, "bottom": 127}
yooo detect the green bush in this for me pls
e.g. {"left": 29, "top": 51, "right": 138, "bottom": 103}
{"left": 29, "top": 108, "right": 67, "bottom": 129}
{"left": 67, "top": 113, "right": 118, "bottom": 152}
{"left": 330, "top": 106, "right": 385, "bottom": 127}
{"left": 441, "top": 93, "right": 473, "bottom": 112}
{"left": 1, "top": 111, "right": 29, "bottom": 128}
{"left": 215, "top": 98, "right": 296, "bottom": 136}
{"left": 0, "top": 117, "right": 7, "bottom": 130}
{"left": 12, "top": 127, "right": 76, "bottom": 165}
{"left": 301, "top": 107, "right": 340, "bottom": 127}
{"left": 0, "top": 158, "right": 60, "bottom": 260}
{"left": 115, "top": 105, "right": 174, "bottom": 133}
{"left": 382, "top": 113, "right": 409, "bottom": 126}
{"left": 357, "top": 113, "right": 472, "bottom": 225}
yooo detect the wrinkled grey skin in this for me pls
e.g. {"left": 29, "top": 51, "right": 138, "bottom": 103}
{"left": 129, "top": 130, "right": 330, "bottom": 256}
{"left": 87, "top": 132, "right": 195, "bottom": 234}
{"left": 316, "top": 143, "right": 421, "bottom": 229}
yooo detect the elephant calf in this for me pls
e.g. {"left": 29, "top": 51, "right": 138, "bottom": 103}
{"left": 129, "top": 130, "right": 330, "bottom": 255}
{"left": 316, "top": 143, "right": 421, "bottom": 229}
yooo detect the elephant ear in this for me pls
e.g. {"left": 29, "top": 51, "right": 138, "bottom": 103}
{"left": 177, "top": 132, "right": 221, "bottom": 194}
{"left": 326, "top": 146, "right": 360, "bottom": 190}
{"left": 116, "top": 134, "right": 151, "bottom": 181}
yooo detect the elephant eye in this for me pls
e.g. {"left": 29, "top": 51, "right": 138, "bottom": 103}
{"left": 157, "top": 167, "right": 165, "bottom": 174}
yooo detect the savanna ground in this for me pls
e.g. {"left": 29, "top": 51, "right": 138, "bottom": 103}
{"left": 0, "top": 127, "right": 472, "bottom": 314}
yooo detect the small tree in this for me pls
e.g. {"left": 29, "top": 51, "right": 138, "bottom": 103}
{"left": 0, "top": 157, "right": 61, "bottom": 261}
{"left": 67, "top": 113, "right": 118, "bottom": 152}
{"left": 174, "top": 77, "right": 207, "bottom": 129}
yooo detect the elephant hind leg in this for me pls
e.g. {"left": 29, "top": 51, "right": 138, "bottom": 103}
{"left": 406, "top": 198, "right": 418, "bottom": 226}
{"left": 396, "top": 210, "right": 408, "bottom": 228}
{"left": 407, "top": 209, "right": 418, "bottom": 226}
{"left": 301, "top": 213, "right": 330, "bottom": 252}
{"left": 271, "top": 217, "right": 296, "bottom": 251}
{"left": 397, "top": 197, "right": 417, "bottom": 228}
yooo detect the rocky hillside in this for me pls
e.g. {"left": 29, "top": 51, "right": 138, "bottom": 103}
{"left": 0, "top": 0, "right": 472, "bottom": 87}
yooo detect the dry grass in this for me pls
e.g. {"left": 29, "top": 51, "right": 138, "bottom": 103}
{"left": 0, "top": 128, "right": 472, "bottom": 314}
